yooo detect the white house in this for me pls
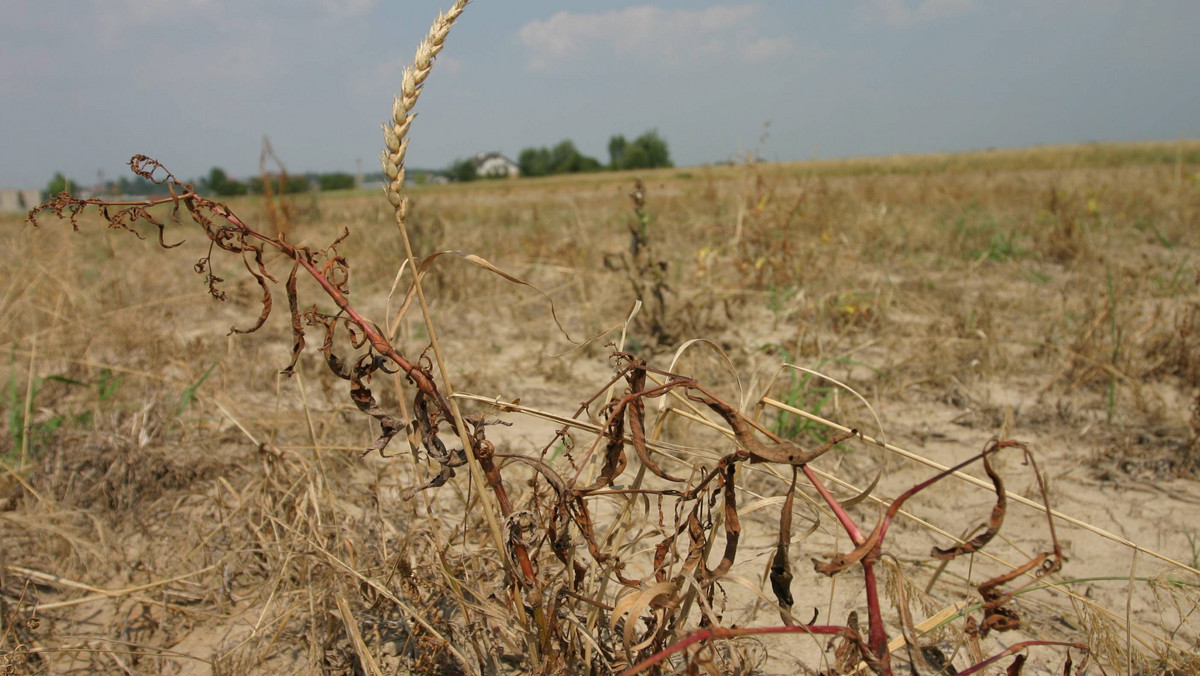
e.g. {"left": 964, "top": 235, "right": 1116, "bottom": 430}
{"left": 474, "top": 152, "right": 519, "bottom": 179}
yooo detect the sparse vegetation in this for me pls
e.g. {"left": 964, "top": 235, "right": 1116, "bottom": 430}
{"left": 3, "top": 3, "right": 1199, "bottom": 675}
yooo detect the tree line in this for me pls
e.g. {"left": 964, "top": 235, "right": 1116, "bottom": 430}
{"left": 45, "top": 168, "right": 362, "bottom": 198}
{"left": 520, "top": 130, "right": 672, "bottom": 177}
{"left": 445, "top": 130, "right": 673, "bottom": 182}
{"left": 44, "top": 129, "right": 672, "bottom": 196}
{"left": 201, "top": 168, "right": 356, "bottom": 196}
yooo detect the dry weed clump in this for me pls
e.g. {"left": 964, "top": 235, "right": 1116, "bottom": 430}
{"left": 5, "top": 3, "right": 1200, "bottom": 675}
{"left": 604, "top": 180, "right": 673, "bottom": 346}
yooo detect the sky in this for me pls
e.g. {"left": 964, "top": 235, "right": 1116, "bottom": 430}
{"left": 2, "top": 0, "right": 1198, "bottom": 189}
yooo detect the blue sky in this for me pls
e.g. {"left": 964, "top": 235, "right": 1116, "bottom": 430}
{"left": 2, "top": 0, "right": 1198, "bottom": 189}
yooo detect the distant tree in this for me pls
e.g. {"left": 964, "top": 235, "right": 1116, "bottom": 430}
{"left": 318, "top": 172, "right": 356, "bottom": 191}
{"left": 621, "top": 144, "right": 650, "bottom": 170}
{"left": 202, "top": 167, "right": 247, "bottom": 196}
{"left": 447, "top": 157, "right": 478, "bottom": 182}
{"left": 636, "top": 130, "right": 672, "bottom": 169}
{"left": 518, "top": 140, "right": 601, "bottom": 177}
{"left": 552, "top": 140, "right": 602, "bottom": 173}
{"left": 550, "top": 140, "right": 582, "bottom": 174}
{"left": 610, "top": 130, "right": 672, "bottom": 170}
{"left": 46, "top": 172, "right": 77, "bottom": 196}
{"left": 518, "top": 147, "right": 551, "bottom": 177}
{"left": 249, "top": 174, "right": 310, "bottom": 195}
{"left": 206, "top": 167, "right": 228, "bottom": 193}
{"left": 608, "top": 135, "right": 627, "bottom": 170}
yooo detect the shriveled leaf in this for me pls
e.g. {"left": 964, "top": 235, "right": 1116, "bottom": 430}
{"left": 932, "top": 449, "right": 1006, "bottom": 560}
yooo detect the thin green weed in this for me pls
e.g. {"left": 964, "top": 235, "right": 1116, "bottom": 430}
{"left": 176, "top": 363, "right": 216, "bottom": 415}
{"left": 3, "top": 359, "right": 129, "bottom": 464}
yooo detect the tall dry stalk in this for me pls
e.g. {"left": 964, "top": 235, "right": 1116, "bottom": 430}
{"left": 378, "top": 0, "right": 551, "bottom": 663}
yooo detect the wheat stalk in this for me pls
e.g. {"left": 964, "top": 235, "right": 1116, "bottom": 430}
{"left": 381, "top": 0, "right": 468, "bottom": 214}
{"left": 377, "top": 0, "right": 548, "bottom": 661}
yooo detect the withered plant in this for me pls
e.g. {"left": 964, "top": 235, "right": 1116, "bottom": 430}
{"left": 606, "top": 179, "right": 672, "bottom": 347}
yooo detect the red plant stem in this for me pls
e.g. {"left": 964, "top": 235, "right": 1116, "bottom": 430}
{"left": 802, "top": 465, "right": 867, "bottom": 545}
{"left": 815, "top": 442, "right": 1014, "bottom": 674}
{"left": 618, "top": 624, "right": 853, "bottom": 676}
{"left": 798, "top": 460, "right": 891, "bottom": 673}
{"left": 860, "top": 558, "right": 892, "bottom": 675}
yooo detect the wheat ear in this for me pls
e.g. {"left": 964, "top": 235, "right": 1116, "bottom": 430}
{"left": 381, "top": 0, "right": 468, "bottom": 213}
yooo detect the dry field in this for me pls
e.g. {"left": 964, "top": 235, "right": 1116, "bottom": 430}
{"left": 2, "top": 140, "right": 1200, "bottom": 674}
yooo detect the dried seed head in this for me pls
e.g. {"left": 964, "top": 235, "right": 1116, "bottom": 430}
{"left": 381, "top": 0, "right": 468, "bottom": 217}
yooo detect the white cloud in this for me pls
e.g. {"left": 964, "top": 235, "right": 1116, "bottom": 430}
{"left": 866, "top": 0, "right": 976, "bottom": 28}
{"left": 517, "top": 4, "right": 794, "bottom": 70}
{"left": 319, "top": 0, "right": 375, "bottom": 17}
